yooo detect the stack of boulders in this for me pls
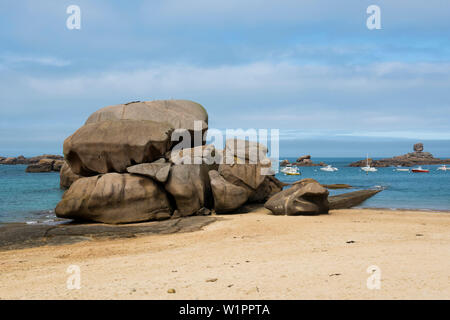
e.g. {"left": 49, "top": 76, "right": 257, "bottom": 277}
{"left": 55, "top": 100, "right": 285, "bottom": 224}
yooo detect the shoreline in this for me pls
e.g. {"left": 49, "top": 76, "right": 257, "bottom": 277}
{"left": 0, "top": 207, "right": 449, "bottom": 299}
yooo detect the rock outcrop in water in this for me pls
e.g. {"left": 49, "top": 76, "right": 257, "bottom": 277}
{"left": 25, "top": 159, "right": 64, "bottom": 173}
{"left": 349, "top": 143, "right": 450, "bottom": 167}
{"left": 280, "top": 155, "right": 327, "bottom": 167}
{"left": 0, "top": 155, "right": 63, "bottom": 166}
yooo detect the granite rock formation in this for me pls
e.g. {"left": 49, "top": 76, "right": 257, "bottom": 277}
{"left": 349, "top": 143, "right": 450, "bottom": 167}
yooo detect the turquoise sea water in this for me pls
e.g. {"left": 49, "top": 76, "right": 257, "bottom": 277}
{"left": 0, "top": 165, "right": 64, "bottom": 224}
{"left": 276, "top": 158, "right": 450, "bottom": 212}
{"left": 0, "top": 158, "right": 449, "bottom": 224}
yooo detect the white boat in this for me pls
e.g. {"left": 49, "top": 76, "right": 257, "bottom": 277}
{"left": 281, "top": 166, "right": 301, "bottom": 175}
{"left": 361, "top": 154, "right": 377, "bottom": 172}
{"left": 320, "top": 165, "right": 338, "bottom": 172}
{"left": 394, "top": 168, "right": 410, "bottom": 172}
{"left": 437, "top": 165, "right": 449, "bottom": 171}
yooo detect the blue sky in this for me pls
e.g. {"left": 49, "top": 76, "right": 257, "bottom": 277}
{"left": 1, "top": 0, "right": 450, "bottom": 157}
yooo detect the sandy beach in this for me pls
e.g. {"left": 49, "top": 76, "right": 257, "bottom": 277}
{"left": 0, "top": 207, "right": 449, "bottom": 300}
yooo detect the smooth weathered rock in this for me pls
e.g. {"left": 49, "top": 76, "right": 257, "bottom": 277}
{"left": 127, "top": 160, "right": 171, "bottom": 183}
{"left": 328, "top": 189, "right": 382, "bottom": 210}
{"left": 280, "top": 159, "right": 290, "bottom": 167}
{"left": 209, "top": 170, "right": 249, "bottom": 213}
{"left": 165, "top": 164, "right": 216, "bottom": 217}
{"left": 224, "top": 139, "right": 269, "bottom": 164}
{"left": 248, "top": 175, "right": 286, "bottom": 203}
{"left": 60, "top": 161, "right": 82, "bottom": 189}
{"left": 169, "top": 144, "right": 217, "bottom": 165}
{"left": 85, "top": 100, "right": 208, "bottom": 141}
{"left": 64, "top": 120, "right": 173, "bottom": 175}
{"left": 218, "top": 163, "right": 267, "bottom": 192}
{"left": 55, "top": 173, "right": 172, "bottom": 224}
{"left": 264, "top": 178, "right": 329, "bottom": 215}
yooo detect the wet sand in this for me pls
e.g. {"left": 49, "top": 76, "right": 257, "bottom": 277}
{"left": 0, "top": 208, "right": 449, "bottom": 299}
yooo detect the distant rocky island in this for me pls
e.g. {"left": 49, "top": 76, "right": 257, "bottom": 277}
{"left": 280, "top": 155, "right": 327, "bottom": 167}
{"left": 349, "top": 143, "right": 450, "bottom": 167}
{"left": 0, "top": 155, "right": 64, "bottom": 172}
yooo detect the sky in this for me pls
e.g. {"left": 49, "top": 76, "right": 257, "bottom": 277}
{"left": 1, "top": 0, "right": 450, "bottom": 157}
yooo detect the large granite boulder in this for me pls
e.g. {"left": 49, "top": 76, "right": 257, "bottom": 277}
{"left": 265, "top": 178, "right": 329, "bottom": 215}
{"left": 208, "top": 170, "right": 249, "bottom": 213}
{"left": 165, "top": 163, "right": 216, "bottom": 217}
{"left": 224, "top": 139, "right": 270, "bottom": 166}
{"left": 85, "top": 100, "right": 208, "bottom": 144}
{"left": 60, "top": 161, "right": 82, "bottom": 189}
{"left": 218, "top": 163, "right": 267, "bottom": 191}
{"left": 169, "top": 144, "right": 217, "bottom": 165}
{"left": 248, "top": 175, "right": 286, "bottom": 203}
{"left": 127, "top": 159, "right": 171, "bottom": 183}
{"left": 55, "top": 173, "right": 172, "bottom": 224}
{"left": 63, "top": 120, "right": 173, "bottom": 175}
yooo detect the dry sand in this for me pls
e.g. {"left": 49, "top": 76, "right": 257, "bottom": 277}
{"left": 0, "top": 208, "right": 449, "bottom": 300}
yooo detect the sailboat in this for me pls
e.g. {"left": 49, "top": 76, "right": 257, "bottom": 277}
{"left": 361, "top": 154, "right": 377, "bottom": 172}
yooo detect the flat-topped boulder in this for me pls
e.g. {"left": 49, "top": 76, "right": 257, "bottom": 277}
{"left": 64, "top": 120, "right": 173, "bottom": 175}
{"left": 86, "top": 99, "right": 208, "bottom": 135}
